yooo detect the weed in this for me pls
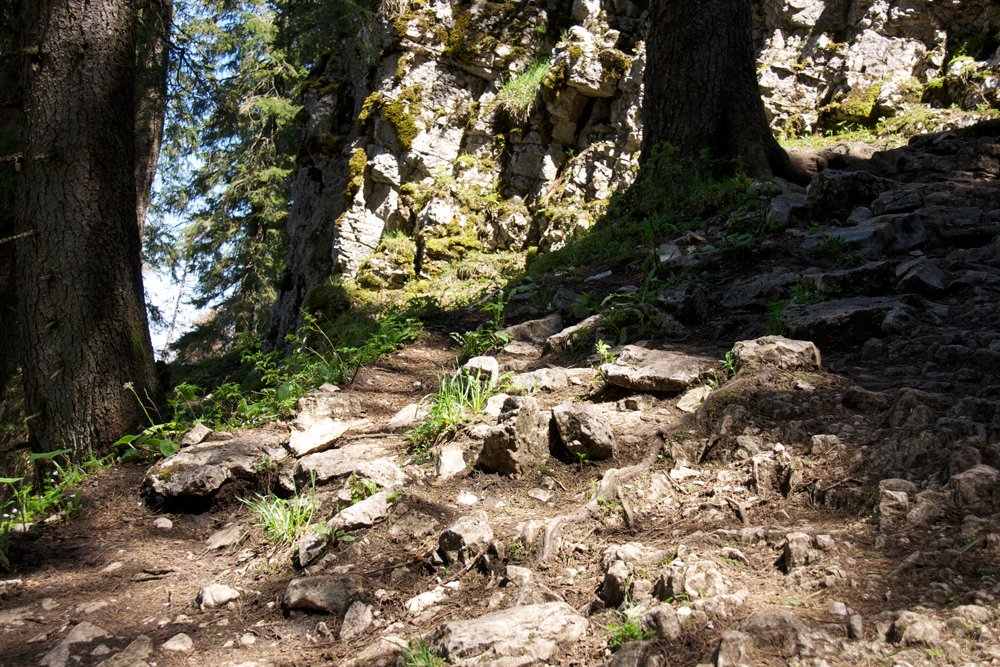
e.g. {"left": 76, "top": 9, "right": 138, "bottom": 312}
{"left": 605, "top": 610, "right": 653, "bottom": 651}
{"left": 398, "top": 639, "right": 444, "bottom": 666}
{"left": 349, "top": 476, "right": 381, "bottom": 504}
{"left": 766, "top": 299, "right": 789, "bottom": 335}
{"left": 406, "top": 368, "right": 506, "bottom": 460}
{"left": 575, "top": 451, "right": 590, "bottom": 467}
{"left": 717, "top": 232, "right": 755, "bottom": 260}
{"left": 595, "top": 339, "right": 617, "bottom": 367}
{"left": 240, "top": 480, "right": 316, "bottom": 545}
{"left": 814, "top": 235, "right": 849, "bottom": 257}
{"left": 508, "top": 540, "right": 524, "bottom": 561}
{"left": 494, "top": 58, "right": 552, "bottom": 124}
{"left": 719, "top": 556, "right": 745, "bottom": 567}
{"left": 721, "top": 351, "right": 738, "bottom": 375}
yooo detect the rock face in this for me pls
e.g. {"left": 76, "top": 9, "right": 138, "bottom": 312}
{"left": 266, "top": 0, "right": 1000, "bottom": 344}
{"left": 478, "top": 396, "right": 550, "bottom": 475}
{"left": 430, "top": 602, "right": 588, "bottom": 665}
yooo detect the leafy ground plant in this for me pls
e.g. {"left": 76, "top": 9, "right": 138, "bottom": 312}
{"left": 605, "top": 609, "right": 653, "bottom": 651}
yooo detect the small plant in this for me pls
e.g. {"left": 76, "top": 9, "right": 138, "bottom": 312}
{"left": 398, "top": 639, "right": 445, "bottom": 667}
{"left": 240, "top": 480, "right": 316, "bottom": 545}
{"left": 721, "top": 351, "right": 738, "bottom": 375}
{"left": 349, "top": 476, "right": 381, "bottom": 504}
{"left": 114, "top": 383, "right": 179, "bottom": 462}
{"left": 605, "top": 610, "right": 653, "bottom": 652}
{"left": 575, "top": 451, "right": 589, "bottom": 467}
{"left": 494, "top": 58, "right": 552, "bottom": 123}
{"left": 815, "top": 234, "right": 849, "bottom": 257}
{"left": 765, "top": 299, "right": 789, "bottom": 335}
{"left": 508, "top": 540, "right": 524, "bottom": 561}
{"left": 595, "top": 339, "right": 617, "bottom": 367}
{"left": 406, "top": 367, "right": 507, "bottom": 460}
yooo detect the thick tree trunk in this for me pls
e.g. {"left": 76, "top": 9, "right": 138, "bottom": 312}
{"left": 0, "top": 14, "right": 18, "bottom": 393}
{"left": 14, "top": 0, "right": 160, "bottom": 454}
{"left": 135, "top": 0, "right": 173, "bottom": 232}
{"left": 643, "top": 0, "right": 807, "bottom": 183}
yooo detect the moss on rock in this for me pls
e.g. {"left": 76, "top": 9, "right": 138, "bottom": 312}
{"left": 424, "top": 233, "right": 482, "bottom": 260}
{"left": 598, "top": 48, "right": 632, "bottom": 80}
{"left": 384, "top": 86, "right": 423, "bottom": 150}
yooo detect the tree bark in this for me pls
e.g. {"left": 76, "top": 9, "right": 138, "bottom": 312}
{"left": 642, "top": 0, "right": 807, "bottom": 184}
{"left": 13, "top": 0, "right": 160, "bottom": 454}
{"left": 0, "top": 1, "right": 19, "bottom": 392}
{"left": 134, "top": 0, "right": 172, "bottom": 232}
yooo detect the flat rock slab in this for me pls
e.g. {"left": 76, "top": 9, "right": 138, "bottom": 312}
{"left": 783, "top": 296, "right": 906, "bottom": 351}
{"left": 601, "top": 346, "right": 711, "bottom": 392}
{"left": 386, "top": 403, "right": 430, "bottom": 431}
{"left": 431, "top": 601, "right": 588, "bottom": 666}
{"left": 328, "top": 490, "right": 395, "bottom": 531}
{"left": 279, "top": 442, "right": 390, "bottom": 492}
{"left": 145, "top": 430, "right": 288, "bottom": 499}
{"left": 500, "top": 314, "right": 564, "bottom": 344}
{"left": 288, "top": 418, "right": 370, "bottom": 457}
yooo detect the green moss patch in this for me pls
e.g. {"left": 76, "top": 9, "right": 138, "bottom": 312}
{"left": 384, "top": 86, "right": 424, "bottom": 150}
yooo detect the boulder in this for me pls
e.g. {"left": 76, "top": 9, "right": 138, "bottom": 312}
{"left": 551, "top": 402, "right": 617, "bottom": 460}
{"left": 197, "top": 584, "right": 240, "bottom": 609}
{"left": 439, "top": 511, "right": 494, "bottom": 565}
{"left": 947, "top": 464, "right": 1000, "bottom": 506}
{"left": 507, "top": 368, "right": 569, "bottom": 394}
{"left": 283, "top": 575, "right": 364, "bottom": 615}
{"left": 546, "top": 314, "right": 603, "bottom": 351}
{"left": 601, "top": 346, "right": 711, "bottom": 392}
{"left": 641, "top": 604, "right": 682, "bottom": 640}
{"left": 500, "top": 314, "right": 564, "bottom": 344}
{"left": 463, "top": 356, "right": 500, "bottom": 383}
{"left": 714, "top": 630, "right": 753, "bottom": 667}
{"left": 328, "top": 490, "right": 395, "bottom": 531}
{"left": 722, "top": 272, "right": 798, "bottom": 308}
{"left": 145, "top": 431, "right": 288, "bottom": 499}
{"left": 895, "top": 257, "right": 947, "bottom": 295}
{"left": 731, "top": 336, "right": 821, "bottom": 371}
{"left": 430, "top": 602, "right": 588, "bottom": 665}
{"left": 478, "top": 396, "right": 551, "bottom": 475}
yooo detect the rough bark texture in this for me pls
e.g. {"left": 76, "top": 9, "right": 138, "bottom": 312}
{"left": 134, "top": 0, "right": 173, "bottom": 231}
{"left": 14, "top": 0, "right": 160, "bottom": 453}
{"left": 0, "top": 1, "right": 19, "bottom": 392}
{"left": 643, "top": 0, "right": 806, "bottom": 183}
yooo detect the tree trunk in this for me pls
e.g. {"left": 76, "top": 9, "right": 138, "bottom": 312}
{"left": 135, "top": 0, "right": 172, "bottom": 365}
{"left": 13, "top": 0, "right": 160, "bottom": 454}
{"left": 642, "top": 0, "right": 807, "bottom": 184}
{"left": 134, "top": 0, "right": 173, "bottom": 232}
{"left": 0, "top": 1, "right": 20, "bottom": 393}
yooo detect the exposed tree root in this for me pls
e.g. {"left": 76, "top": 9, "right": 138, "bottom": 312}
{"left": 536, "top": 430, "right": 672, "bottom": 566}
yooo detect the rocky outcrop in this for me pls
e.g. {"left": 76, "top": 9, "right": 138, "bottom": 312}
{"left": 268, "top": 0, "right": 1000, "bottom": 344}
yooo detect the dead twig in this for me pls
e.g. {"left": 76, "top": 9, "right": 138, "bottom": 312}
{"left": 430, "top": 545, "right": 489, "bottom": 589}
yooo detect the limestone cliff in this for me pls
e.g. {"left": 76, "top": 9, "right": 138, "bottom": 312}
{"left": 267, "top": 0, "right": 999, "bottom": 344}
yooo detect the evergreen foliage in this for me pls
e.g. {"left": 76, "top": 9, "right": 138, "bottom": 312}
{"left": 152, "top": 0, "right": 381, "bottom": 355}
